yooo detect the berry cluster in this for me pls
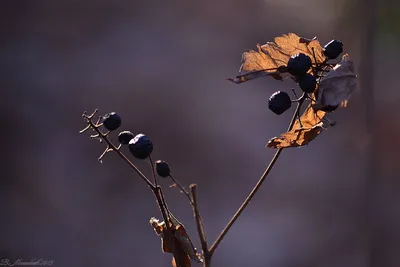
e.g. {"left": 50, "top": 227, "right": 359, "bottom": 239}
{"left": 268, "top": 39, "right": 343, "bottom": 115}
{"left": 81, "top": 110, "right": 172, "bottom": 179}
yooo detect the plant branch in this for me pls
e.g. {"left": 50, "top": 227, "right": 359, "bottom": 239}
{"left": 82, "top": 114, "right": 156, "bottom": 190}
{"left": 154, "top": 186, "right": 171, "bottom": 229}
{"left": 167, "top": 175, "right": 210, "bottom": 265}
{"left": 209, "top": 94, "right": 306, "bottom": 254}
{"left": 82, "top": 110, "right": 203, "bottom": 266}
{"left": 149, "top": 155, "right": 159, "bottom": 187}
{"left": 189, "top": 184, "right": 209, "bottom": 257}
{"left": 169, "top": 174, "right": 193, "bottom": 205}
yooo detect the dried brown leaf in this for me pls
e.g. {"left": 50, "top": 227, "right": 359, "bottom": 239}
{"left": 266, "top": 55, "right": 356, "bottom": 148}
{"left": 229, "top": 33, "right": 325, "bottom": 83}
{"left": 312, "top": 54, "right": 357, "bottom": 110}
{"left": 172, "top": 254, "right": 191, "bottom": 267}
{"left": 174, "top": 224, "right": 203, "bottom": 263}
{"left": 150, "top": 216, "right": 202, "bottom": 267}
{"left": 267, "top": 104, "right": 327, "bottom": 148}
{"left": 267, "top": 122, "right": 325, "bottom": 148}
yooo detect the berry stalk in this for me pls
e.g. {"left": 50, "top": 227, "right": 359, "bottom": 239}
{"left": 209, "top": 93, "right": 307, "bottom": 254}
{"left": 82, "top": 112, "right": 155, "bottom": 190}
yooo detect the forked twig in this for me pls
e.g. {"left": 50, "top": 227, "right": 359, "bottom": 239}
{"left": 80, "top": 111, "right": 173, "bottom": 234}
{"left": 169, "top": 174, "right": 193, "bottom": 205}
{"left": 81, "top": 113, "right": 155, "bottom": 189}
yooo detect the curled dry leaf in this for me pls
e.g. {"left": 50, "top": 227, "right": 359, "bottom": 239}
{"left": 150, "top": 215, "right": 203, "bottom": 267}
{"left": 267, "top": 104, "right": 327, "bottom": 148}
{"left": 312, "top": 54, "right": 357, "bottom": 111}
{"left": 228, "top": 33, "right": 325, "bottom": 83}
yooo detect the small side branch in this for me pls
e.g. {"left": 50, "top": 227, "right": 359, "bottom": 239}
{"left": 149, "top": 156, "right": 159, "bottom": 187}
{"left": 81, "top": 112, "right": 155, "bottom": 190}
{"left": 209, "top": 94, "right": 306, "bottom": 254}
{"left": 169, "top": 174, "right": 193, "bottom": 205}
{"left": 189, "top": 184, "right": 209, "bottom": 259}
{"left": 154, "top": 186, "right": 171, "bottom": 230}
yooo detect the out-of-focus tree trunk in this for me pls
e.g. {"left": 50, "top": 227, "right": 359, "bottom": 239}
{"left": 359, "top": 0, "right": 377, "bottom": 265}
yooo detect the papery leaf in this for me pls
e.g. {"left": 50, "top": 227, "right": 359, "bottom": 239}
{"left": 312, "top": 54, "right": 357, "bottom": 110}
{"left": 150, "top": 215, "right": 202, "bottom": 267}
{"left": 229, "top": 33, "right": 325, "bottom": 83}
{"left": 174, "top": 225, "right": 203, "bottom": 263}
{"left": 267, "top": 104, "right": 327, "bottom": 148}
{"left": 267, "top": 122, "right": 325, "bottom": 148}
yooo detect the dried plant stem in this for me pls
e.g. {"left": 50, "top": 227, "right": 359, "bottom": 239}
{"left": 83, "top": 115, "right": 155, "bottom": 190}
{"left": 167, "top": 175, "right": 210, "bottom": 265}
{"left": 189, "top": 185, "right": 209, "bottom": 256}
{"left": 82, "top": 113, "right": 174, "bottom": 231}
{"left": 149, "top": 155, "right": 159, "bottom": 186}
{"left": 209, "top": 94, "right": 306, "bottom": 254}
{"left": 154, "top": 186, "right": 172, "bottom": 229}
{"left": 169, "top": 174, "right": 193, "bottom": 205}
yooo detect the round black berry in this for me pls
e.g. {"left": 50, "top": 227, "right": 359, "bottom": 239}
{"left": 102, "top": 112, "right": 121, "bottom": 131}
{"left": 155, "top": 160, "right": 171, "bottom": 178}
{"left": 268, "top": 91, "right": 292, "bottom": 115}
{"left": 298, "top": 73, "right": 317, "bottom": 93}
{"left": 129, "top": 134, "right": 153, "bottom": 159}
{"left": 118, "top": 131, "right": 135, "bottom": 145}
{"left": 320, "top": 105, "right": 339, "bottom": 112}
{"left": 323, "top": 40, "right": 343, "bottom": 59}
{"left": 287, "top": 53, "right": 312, "bottom": 77}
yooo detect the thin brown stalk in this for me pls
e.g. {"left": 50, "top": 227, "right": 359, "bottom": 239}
{"left": 83, "top": 115, "right": 155, "bottom": 190}
{"left": 169, "top": 174, "right": 193, "bottom": 205}
{"left": 82, "top": 113, "right": 174, "bottom": 231}
{"left": 149, "top": 155, "right": 159, "bottom": 186}
{"left": 209, "top": 94, "right": 305, "bottom": 254}
{"left": 189, "top": 184, "right": 209, "bottom": 257}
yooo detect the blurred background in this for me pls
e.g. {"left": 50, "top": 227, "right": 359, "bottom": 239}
{"left": 1, "top": 0, "right": 399, "bottom": 266}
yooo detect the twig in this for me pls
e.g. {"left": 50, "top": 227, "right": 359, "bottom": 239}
{"left": 168, "top": 175, "right": 210, "bottom": 265}
{"left": 189, "top": 184, "right": 209, "bottom": 260}
{"left": 158, "top": 185, "right": 172, "bottom": 220}
{"left": 154, "top": 186, "right": 171, "bottom": 229}
{"left": 149, "top": 155, "right": 159, "bottom": 186}
{"left": 81, "top": 112, "right": 174, "bottom": 233}
{"left": 169, "top": 174, "right": 193, "bottom": 205}
{"left": 82, "top": 114, "right": 155, "bottom": 190}
{"left": 209, "top": 94, "right": 306, "bottom": 254}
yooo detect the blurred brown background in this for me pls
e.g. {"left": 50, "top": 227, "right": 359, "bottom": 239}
{"left": 1, "top": 0, "right": 399, "bottom": 266}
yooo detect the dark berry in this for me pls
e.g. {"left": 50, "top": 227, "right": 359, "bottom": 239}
{"left": 155, "top": 160, "right": 171, "bottom": 178}
{"left": 129, "top": 134, "right": 153, "bottom": 159}
{"left": 268, "top": 91, "right": 291, "bottom": 115}
{"left": 287, "top": 53, "right": 312, "bottom": 77}
{"left": 312, "top": 103, "right": 339, "bottom": 112}
{"left": 323, "top": 40, "right": 343, "bottom": 59}
{"left": 320, "top": 105, "right": 339, "bottom": 112}
{"left": 118, "top": 131, "right": 135, "bottom": 145}
{"left": 102, "top": 112, "right": 121, "bottom": 131}
{"left": 298, "top": 73, "right": 317, "bottom": 93}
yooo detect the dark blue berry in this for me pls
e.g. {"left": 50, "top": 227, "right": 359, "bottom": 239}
{"left": 268, "top": 91, "right": 291, "bottom": 115}
{"left": 102, "top": 112, "right": 121, "bottom": 131}
{"left": 323, "top": 40, "right": 343, "bottom": 59}
{"left": 129, "top": 134, "right": 153, "bottom": 159}
{"left": 155, "top": 160, "right": 170, "bottom": 178}
{"left": 287, "top": 53, "right": 312, "bottom": 77}
{"left": 118, "top": 131, "right": 135, "bottom": 145}
{"left": 298, "top": 73, "right": 317, "bottom": 93}
{"left": 320, "top": 105, "right": 339, "bottom": 112}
